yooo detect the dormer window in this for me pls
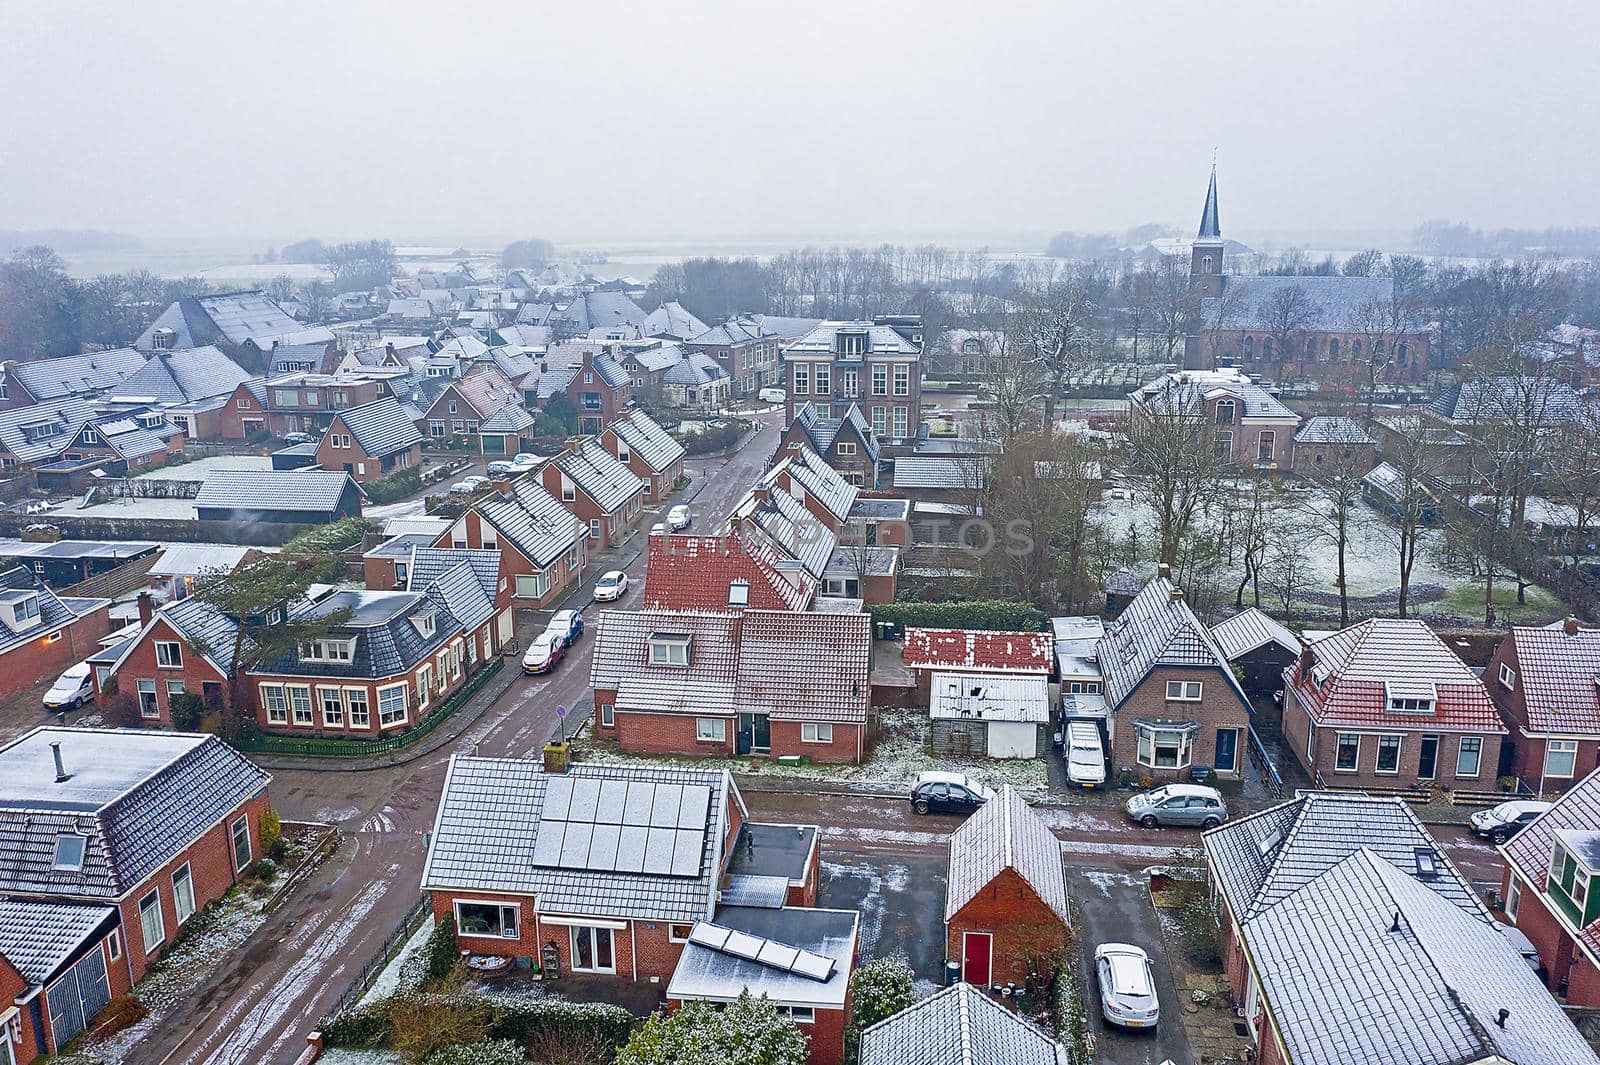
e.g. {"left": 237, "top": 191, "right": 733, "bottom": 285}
{"left": 80, "top": 427, "right": 100, "bottom": 444}
{"left": 300, "top": 637, "right": 355, "bottom": 663}
{"left": 728, "top": 581, "right": 750, "bottom": 607}
{"left": 1214, "top": 399, "right": 1235, "bottom": 425}
{"left": 53, "top": 833, "right": 87, "bottom": 871}
{"left": 836, "top": 331, "right": 868, "bottom": 357}
{"left": 3, "top": 592, "right": 42, "bottom": 631}
{"left": 617, "top": 441, "right": 630, "bottom": 462}
{"left": 648, "top": 634, "right": 690, "bottom": 667}
{"left": 152, "top": 327, "right": 176, "bottom": 351}
{"left": 412, "top": 612, "right": 437, "bottom": 639}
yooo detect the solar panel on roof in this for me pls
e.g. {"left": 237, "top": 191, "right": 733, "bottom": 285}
{"left": 567, "top": 778, "right": 603, "bottom": 822}
{"left": 688, "top": 923, "right": 729, "bottom": 949}
{"left": 622, "top": 782, "right": 654, "bottom": 826}
{"left": 559, "top": 822, "right": 594, "bottom": 867}
{"left": 756, "top": 941, "right": 800, "bottom": 969}
{"left": 594, "top": 779, "right": 628, "bottom": 824}
{"left": 676, "top": 785, "right": 711, "bottom": 829}
{"left": 641, "top": 828, "right": 676, "bottom": 875}
{"left": 790, "top": 950, "right": 836, "bottom": 982}
{"left": 543, "top": 777, "right": 575, "bottom": 820}
{"left": 587, "top": 823, "right": 622, "bottom": 871}
{"left": 615, "top": 825, "right": 649, "bottom": 872}
{"left": 723, "top": 930, "right": 766, "bottom": 961}
{"left": 670, "top": 828, "right": 702, "bottom": 877}
{"left": 650, "top": 783, "right": 684, "bottom": 827}
{"left": 530, "top": 820, "right": 566, "bottom": 867}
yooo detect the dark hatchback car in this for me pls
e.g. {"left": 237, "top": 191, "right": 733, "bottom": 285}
{"left": 909, "top": 772, "right": 997, "bottom": 816}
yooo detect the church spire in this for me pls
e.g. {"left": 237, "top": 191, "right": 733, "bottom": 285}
{"left": 1197, "top": 164, "right": 1221, "bottom": 242}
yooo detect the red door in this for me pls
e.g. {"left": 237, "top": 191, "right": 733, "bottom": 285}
{"left": 961, "top": 931, "right": 992, "bottom": 986}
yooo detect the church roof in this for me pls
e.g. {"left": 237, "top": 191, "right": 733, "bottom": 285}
{"left": 1197, "top": 165, "right": 1221, "bottom": 241}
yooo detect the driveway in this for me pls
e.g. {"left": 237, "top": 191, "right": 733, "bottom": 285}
{"left": 820, "top": 849, "right": 948, "bottom": 989}
{"left": 1068, "top": 867, "right": 1195, "bottom": 1065}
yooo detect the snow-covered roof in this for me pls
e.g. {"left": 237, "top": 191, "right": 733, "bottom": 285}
{"left": 1210, "top": 607, "right": 1302, "bottom": 662}
{"left": 945, "top": 786, "right": 1070, "bottom": 926}
{"left": 930, "top": 672, "right": 1050, "bottom": 723}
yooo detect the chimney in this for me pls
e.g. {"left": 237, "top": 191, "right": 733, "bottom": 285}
{"left": 564, "top": 437, "right": 584, "bottom": 455}
{"left": 137, "top": 591, "right": 154, "bottom": 626}
{"left": 1566, "top": 615, "right": 1581, "bottom": 637}
{"left": 1495, "top": 1008, "right": 1510, "bottom": 1029}
{"left": 1389, "top": 910, "right": 1402, "bottom": 933}
{"left": 50, "top": 741, "right": 69, "bottom": 783}
{"left": 1169, "top": 586, "right": 1184, "bottom": 604}
{"left": 1157, "top": 562, "right": 1171, "bottom": 581}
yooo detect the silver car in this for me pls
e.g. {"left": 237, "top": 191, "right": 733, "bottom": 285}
{"left": 1125, "top": 784, "right": 1227, "bottom": 829}
{"left": 1095, "top": 943, "right": 1159, "bottom": 1028}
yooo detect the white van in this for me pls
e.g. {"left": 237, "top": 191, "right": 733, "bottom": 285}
{"left": 757, "top": 387, "right": 787, "bottom": 404}
{"left": 1066, "top": 721, "right": 1106, "bottom": 789}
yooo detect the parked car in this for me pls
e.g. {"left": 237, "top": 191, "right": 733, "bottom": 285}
{"left": 42, "top": 662, "right": 94, "bottom": 712}
{"left": 544, "top": 608, "right": 584, "bottom": 647}
{"left": 1125, "top": 784, "right": 1228, "bottom": 829}
{"left": 1469, "top": 799, "right": 1552, "bottom": 843}
{"left": 521, "top": 632, "right": 567, "bottom": 674}
{"left": 909, "top": 772, "right": 995, "bottom": 816}
{"left": 1095, "top": 943, "right": 1160, "bottom": 1028}
{"left": 485, "top": 460, "right": 517, "bottom": 477}
{"left": 1065, "top": 721, "right": 1106, "bottom": 789}
{"left": 450, "top": 476, "right": 489, "bottom": 494}
{"left": 593, "top": 570, "right": 630, "bottom": 602}
{"left": 666, "top": 505, "right": 692, "bottom": 531}
{"left": 511, "top": 452, "right": 541, "bottom": 468}
{"left": 650, "top": 522, "right": 667, "bottom": 536}
{"left": 283, "top": 431, "right": 314, "bottom": 445}
{"left": 757, "top": 387, "right": 786, "bottom": 404}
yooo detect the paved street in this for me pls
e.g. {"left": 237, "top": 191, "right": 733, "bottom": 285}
{"left": 145, "top": 416, "right": 780, "bottom": 1065}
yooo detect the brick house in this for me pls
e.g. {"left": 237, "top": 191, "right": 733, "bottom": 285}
{"left": 1204, "top": 791, "right": 1593, "bottom": 1065}
{"left": 103, "top": 346, "right": 254, "bottom": 440}
{"left": 29, "top": 407, "right": 187, "bottom": 493}
{"left": 783, "top": 319, "right": 924, "bottom": 442}
{"left": 530, "top": 347, "right": 633, "bottom": 435}
{"left": 416, "top": 367, "right": 524, "bottom": 449}
{"left": 643, "top": 531, "right": 815, "bottom": 613}
{"left": 1289, "top": 415, "right": 1375, "bottom": 476}
{"left": 0, "top": 727, "right": 270, "bottom": 1062}
{"left": 1485, "top": 618, "right": 1600, "bottom": 796}
{"left": 590, "top": 608, "right": 872, "bottom": 763}
{"left": 1126, "top": 369, "right": 1301, "bottom": 470}
{"left": 421, "top": 759, "right": 827, "bottom": 989}
{"left": 1500, "top": 765, "right": 1600, "bottom": 1006}
{"left": 0, "top": 567, "right": 111, "bottom": 701}
{"left": 1282, "top": 619, "right": 1507, "bottom": 791}
{"left": 778, "top": 403, "right": 881, "bottom": 487}
{"left": 93, "top": 593, "right": 236, "bottom": 726}
{"left": 901, "top": 627, "right": 1054, "bottom": 706}
{"left": 316, "top": 396, "right": 424, "bottom": 484}
{"left": 860, "top": 982, "right": 1066, "bottom": 1065}
{"left": 539, "top": 439, "right": 646, "bottom": 547}
{"left": 0, "top": 349, "right": 149, "bottom": 411}
{"left": 944, "top": 787, "right": 1070, "bottom": 987}
{"left": 246, "top": 569, "right": 495, "bottom": 738}
{"left": 1096, "top": 576, "right": 1253, "bottom": 780}
{"left": 684, "top": 317, "right": 782, "bottom": 397}
{"left": 215, "top": 372, "right": 394, "bottom": 441}
{"left": 435, "top": 480, "right": 587, "bottom": 615}
{"left": 598, "top": 409, "right": 685, "bottom": 502}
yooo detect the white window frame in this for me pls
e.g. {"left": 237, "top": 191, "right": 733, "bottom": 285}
{"left": 1375, "top": 734, "right": 1403, "bottom": 774}
{"left": 231, "top": 814, "right": 251, "bottom": 871}
{"left": 288, "top": 684, "right": 313, "bottom": 725}
{"left": 107, "top": 928, "right": 121, "bottom": 962}
{"left": 263, "top": 684, "right": 288, "bottom": 724}
{"left": 600, "top": 703, "right": 615, "bottom": 727}
{"left": 138, "top": 889, "right": 165, "bottom": 953}
{"left": 1135, "top": 723, "right": 1194, "bottom": 769}
{"left": 172, "top": 862, "right": 196, "bottom": 925}
{"left": 893, "top": 364, "right": 909, "bottom": 397}
{"left": 649, "top": 637, "right": 691, "bottom": 667}
{"left": 416, "top": 665, "right": 433, "bottom": 711}
{"left": 1456, "top": 735, "right": 1483, "bottom": 778}
{"left": 696, "top": 718, "right": 726, "bottom": 742}
{"left": 453, "top": 898, "right": 521, "bottom": 940}
{"left": 319, "top": 686, "right": 345, "bottom": 727}
{"left": 1165, "top": 680, "right": 1203, "bottom": 701}
{"left": 668, "top": 922, "right": 694, "bottom": 943}
{"left": 155, "top": 640, "right": 183, "bottom": 668}
{"left": 1506, "top": 875, "right": 1522, "bottom": 920}
{"left": 346, "top": 687, "right": 370, "bottom": 728}
{"left": 837, "top": 441, "right": 856, "bottom": 456}
{"left": 1577, "top": 868, "right": 1591, "bottom": 909}
{"left": 1545, "top": 739, "right": 1580, "bottom": 780}
{"left": 137, "top": 679, "right": 159, "bottom": 719}
{"left": 780, "top": 1006, "right": 816, "bottom": 1025}
{"left": 802, "top": 722, "right": 833, "bottom": 744}
{"left": 378, "top": 682, "right": 408, "bottom": 728}
{"left": 569, "top": 925, "right": 617, "bottom": 974}
{"left": 1499, "top": 662, "right": 1517, "bottom": 690}
{"left": 1334, "top": 732, "right": 1360, "bottom": 772}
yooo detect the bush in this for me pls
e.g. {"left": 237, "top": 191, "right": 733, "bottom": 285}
{"left": 95, "top": 994, "right": 148, "bottom": 1037}
{"left": 850, "top": 956, "right": 915, "bottom": 1033}
{"left": 425, "top": 1041, "right": 525, "bottom": 1065}
{"left": 479, "top": 991, "right": 633, "bottom": 1052}
{"left": 616, "top": 994, "right": 804, "bottom": 1065}
{"left": 366, "top": 466, "right": 423, "bottom": 505}
{"left": 259, "top": 808, "right": 282, "bottom": 858}
{"left": 870, "top": 599, "right": 1048, "bottom": 632}
{"left": 680, "top": 420, "right": 747, "bottom": 455}
{"left": 321, "top": 1001, "right": 391, "bottom": 1048}
{"left": 168, "top": 692, "right": 205, "bottom": 731}
{"left": 391, "top": 991, "right": 492, "bottom": 1062}
{"left": 1052, "top": 951, "right": 1091, "bottom": 1065}
{"left": 283, "top": 516, "right": 375, "bottom": 554}
{"left": 247, "top": 858, "right": 278, "bottom": 883}
{"left": 424, "top": 914, "right": 459, "bottom": 984}
{"left": 323, "top": 990, "right": 634, "bottom": 1059}
{"left": 1179, "top": 892, "right": 1220, "bottom": 965}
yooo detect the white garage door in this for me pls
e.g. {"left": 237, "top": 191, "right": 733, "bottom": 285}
{"left": 497, "top": 608, "right": 514, "bottom": 648}
{"left": 987, "top": 722, "right": 1037, "bottom": 759}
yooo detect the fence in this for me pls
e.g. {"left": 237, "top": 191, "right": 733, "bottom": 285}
{"left": 231, "top": 657, "right": 502, "bottom": 758}
{"left": 1246, "top": 724, "right": 1285, "bottom": 799}
{"left": 323, "top": 894, "right": 432, "bottom": 1021}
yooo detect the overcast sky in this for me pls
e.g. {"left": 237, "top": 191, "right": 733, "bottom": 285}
{"left": 4, "top": 1, "right": 1598, "bottom": 247}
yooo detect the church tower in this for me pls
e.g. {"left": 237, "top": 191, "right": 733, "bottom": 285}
{"left": 1184, "top": 165, "right": 1224, "bottom": 369}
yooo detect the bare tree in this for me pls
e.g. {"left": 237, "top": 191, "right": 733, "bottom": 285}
{"left": 1139, "top": 255, "right": 1200, "bottom": 364}
{"left": 1378, "top": 414, "right": 1447, "bottom": 618}
{"left": 1550, "top": 402, "right": 1600, "bottom": 598}
{"left": 979, "top": 430, "right": 1104, "bottom": 609}
{"left": 1256, "top": 284, "right": 1322, "bottom": 386}
{"left": 1121, "top": 384, "right": 1227, "bottom": 569}
{"left": 980, "top": 332, "right": 1045, "bottom": 444}
{"left": 1294, "top": 419, "right": 1372, "bottom": 626}
{"left": 1348, "top": 290, "right": 1415, "bottom": 423}
{"left": 1015, "top": 275, "right": 1097, "bottom": 424}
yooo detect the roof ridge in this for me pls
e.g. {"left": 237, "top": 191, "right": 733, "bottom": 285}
{"left": 1243, "top": 794, "right": 1313, "bottom": 921}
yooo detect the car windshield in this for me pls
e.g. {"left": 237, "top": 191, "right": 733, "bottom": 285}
{"left": 599, "top": 575, "right": 619, "bottom": 586}
{"left": 1490, "top": 803, "right": 1522, "bottom": 820}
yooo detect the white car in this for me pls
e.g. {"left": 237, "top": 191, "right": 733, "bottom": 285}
{"left": 511, "top": 452, "right": 541, "bottom": 468}
{"left": 593, "top": 570, "right": 630, "bottom": 602}
{"left": 43, "top": 662, "right": 94, "bottom": 712}
{"left": 666, "top": 505, "right": 691, "bottom": 531}
{"left": 757, "top": 387, "right": 787, "bottom": 404}
{"left": 450, "top": 476, "right": 489, "bottom": 494}
{"left": 1095, "top": 943, "right": 1160, "bottom": 1028}
{"left": 1065, "top": 721, "right": 1106, "bottom": 789}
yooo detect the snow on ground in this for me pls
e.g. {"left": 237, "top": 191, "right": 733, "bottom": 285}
{"left": 822, "top": 825, "right": 946, "bottom": 849}
{"left": 1033, "top": 807, "right": 1136, "bottom": 834}
{"left": 360, "top": 914, "right": 434, "bottom": 1006}
{"left": 1078, "top": 869, "right": 1145, "bottom": 898}
{"left": 316, "top": 804, "right": 363, "bottom": 824}
{"left": 821, "top": 858, "right": 900, "bottom": 959}
{"left": 315, "top": 1051, "right": 403, "bottom": 1065}
{"left": 136, "top": 455, "right": 274, "bottom": 480}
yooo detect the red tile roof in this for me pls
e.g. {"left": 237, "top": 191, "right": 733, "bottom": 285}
{"left": 643, "top": 531, "right": 813, "bottom": 612}
{"left": 1508, "top": 625, "right": 1600, "bottom": 735}
{"left": 902, "top": 628, "right": 1054, "bottom": 674}
{"left": 1287, "top": 619, "right": 1504, "bottom": 733}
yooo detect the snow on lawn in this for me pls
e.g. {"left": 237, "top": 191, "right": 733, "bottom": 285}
{"left": 361, "top": 914, "right": 434, "bottom": 1006}
{"left": 571, "top": 710, "right": 1048, "bottom": 793}
{"left": 316, "top": 1051, "right": 403, "bottom": 1065}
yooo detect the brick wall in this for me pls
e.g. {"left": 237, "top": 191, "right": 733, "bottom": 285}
{"left": 1286, "top": 689, "right": 1505, "bottom": 789}
{"left": 945, "top": 868, "right": 1068, "bottom": 986}
{"left": 1110, "top": 667, "right": 1251, "bottom": 780}
{"left": 768, "top": 720, "right": 862, "bottom": 764}
{"left": 1487, "top": 634, "right": 1600, "bottom": 794}
{"left": 1505, "top": 865, "right": 1589, "bottom": 999}
{"left": 614, "top": 710, "right": 737, "bottom": 757}
{"left": 102, "top": 615, "right": 230, "bottom": 725}
{"left": 438, "top": 511, "right": 582, "bottom": 610}
{"left": 0, "top": 602, "right": 112, "bottom": 700}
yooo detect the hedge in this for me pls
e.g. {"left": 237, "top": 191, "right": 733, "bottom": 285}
{"left": 366, "top": 465, "right": 423, "bottom": 504}
{"left": 282, "top": 516, "right": 374, "bottom": 555}
{"left": 869, "top": 599, "right": 1048, "bottom": 632}
{"left": 322, "top": 990, "right": 635, "bottom": 1053}
{"left": 424, "top": 1040, "right": 524, "bottom": 1065}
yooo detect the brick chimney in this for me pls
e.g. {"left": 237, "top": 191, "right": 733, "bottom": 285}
{"left": 137, "top": 591, "right": 154, "bottom": 626}
{"left": 564, "top": 437, "right": 584, "bottom": 455}
{"left": 1567, "top": 615, "right": 1581, "bottom": 637}
{"left": 1157, "top": 563, "right": 1172, "bottom": 581}
{"left": 1169, "top": 586, "right": 1185, "bottom": 604}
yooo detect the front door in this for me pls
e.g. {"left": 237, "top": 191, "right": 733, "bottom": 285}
{"left": 961, "top": 931, "right": 992, "bottom": 986}
{"left": 1214, "top": 728, "right": 1239, "bottom": 773}
{"left": 1419, "top": 735, "right": 1439, "bottom": 781}
{"left": 738, "top": 713, "right": 771, "bottom": 754}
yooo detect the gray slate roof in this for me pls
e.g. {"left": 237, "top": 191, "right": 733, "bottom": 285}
{"left": 8, "top": 348, "right": 148, "bottom": 400}
{"left": 1209, "top": 607, "right": 1302, "bottom": 661}
{"left": 1128, "top": 369, "right": 1298, "bottom": 421}
{"left": 0, "top": 397, "right": 97, "bottom": 463}
{"left": 945, "top": 786, "right": 1070, "bottom": 925}
{"left": 423, "top": 560, "right": 495, "bottom": 633}
{"left": 254, "top": 588, "right": 458, "bottom": 680}
{"left": 0, "top": 566, "right": 102, "bottom": 656}
{"left": 770, "top": 446, "right": 858, "bottom": 524}
{"left": 787, "top": 321, "right": 921, "bottom": 356}
{"left": 0, "top": 727, "right": 269, "bottom": 900}
{"left": 471, "top": 480, "right": 583, "bottom": 568}
{"left": 1293, "top": 415, "right": 1372, "bottom": 445}
{"left": 1205, "top": 275, "right": 1410, "bottom": 333}
{"left": 860, "top": 981, "right": 1068, "bottom": 1065}
{"left": 333, "top": 396, "right": 424, "bottom": 457}
{"left": 793, "top": 403, "right": 880, "bottom": 464}
{"left": 108, "top": 346, "right": 252, "bottom": 404}
{"left": 407, "top": 547, "right": 500, "bottom": 601}
{"left": 663, "top": 352, "right": 728, "bottom": 386}
{"left": 734, "top": 483, "right": 837, "bottom": 581}
{"left": 892, "top": 455, "right": 986, "bottom": 491}
{"left": 422, "top": 757, "right": 739, "bottom": 923}
{"left": 1427, "top": 375, "right": 1584, "bottom": 426}
{"left": 554, "top": 440, "right": 645, "bottom": 512}
{"left": 1096, "top": 576, "right": 1243, "bottom": 709}
{"left": 0, "top": 899, "right": 117, "bottom": 984}
{"left": 643, "top": 301, "right": 709, "bottom": 340}
{"left": 608, "top": 410, "right": 685, "bottom": 473}
{"left": 194, "top": 469, "right": 359, "bottom": 514}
